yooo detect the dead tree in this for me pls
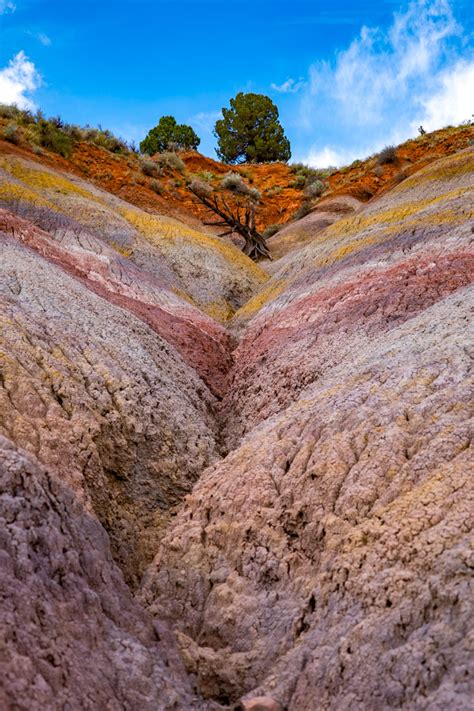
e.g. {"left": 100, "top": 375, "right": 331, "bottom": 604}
{"left": 188, "top": 180, "right": 272, "bottom": 261}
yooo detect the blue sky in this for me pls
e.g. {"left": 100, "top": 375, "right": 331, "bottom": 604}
{"left": 0, "top": 0, "right": 473, "bottom": 165}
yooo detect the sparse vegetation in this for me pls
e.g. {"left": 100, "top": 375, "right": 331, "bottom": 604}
{"left": 0, "top": 102, "right": 132, "bottom": 157}
{"left": 289, "top": 163, "right": 333, "bottom": 190}
{"left": 188, "top": 178, "right": 213, "bottom": 199}
{"left": 220, "top": 171, "right": 245, "bottom": 192}
{"left": 155, "top": 151, "right": 185, "bottom": 173}
{"left": 394, "top": 170, "right": 408, "bottom": 183}
{"left": 377, "top": 146, "right": 397, "bottom": 165}
{"left": 196, "top": 170, "right": 216, "bottom": 183}
{"left": 304, "top": 179, "right": 325, "bottom": 199}
{"left": 149, "top": 179, "right": 163, "bottom": 194}
{"left": 141, "top": 160, "right": 161, "bottom": 177}
{"left": 80, "top": 127, "right": 129, "bottom": 154}
{"left": 265, "top": 185, "right": 283, "bottom": 197}
{"left": 220, "top": 172, "right": 261, "bottom": 201}
{"left": 3, "top": 122, "right": 21, "bottom": 145}
{"left": 34, "top": 119, "right": 74, "bottom": 158}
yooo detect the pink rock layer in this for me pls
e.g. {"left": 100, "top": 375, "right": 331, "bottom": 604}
{"left": 1, "top": 148, "right": 473, "bottom": 710}
{"left": 0, "top": 209, "right": 232, "bottom": 397}
{"left": 140, "top": 150, "right": 474, "bottom": 709}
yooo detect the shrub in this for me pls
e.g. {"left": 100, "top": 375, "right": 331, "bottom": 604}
{"left": 0, "top": 104, "right": 132, "bottom": 158}
{"left": 221, "top": 171, "right": 245, "bottom": 191}
{"left": 0, "top": 104, "right": 19, "bottom": 119}
{"left": 394, "top": 170, "right": 408, "bottom": 183}
{"left": 304, "top": 179, "right": 325, "bottom": 199}
{"left": 219, "top": 172, "right": 261, "bottom": 201}
{"left": 377, "top": 146, "right": 397, "bottom": 165}
{"left": 141, "top": 160, "right": 161, "bottom": 177}
{"left": 289, "top": 174, "right": 306, "bottom": 189}
{"left": 62, "top": 123, "right": 83, "bottom": 141}
{"left": 35, "top": 120, "right": 73, "bottom": 157}
{"left": 189, "top": 178, "right": 213, "bottom": 198}
{"left": 84, "top": 127, "right": 128, "bottom": 154}
{"left": 265, "top": 185, "right": 283, "bottom": 196}
{"left": 155, "top": 151, "right": 185, "bottom": 173}
{"left": 262, "top": 223, "right": 280, "bottom": 238}
{"left": 3, "top": 122, "right": 21, "bottom": 145}
{"left": 247, "top": 186, "right": 261, "bottom": 202}
{"left": 149, "top": 179, "right": 163, "bottom": 195}
{"left": 289, "top": 163, "right": 334, "bottom": 189}
{"left": 196, "top": 170, "right": 216, "bottom": 182}
{"left": 372, "top": 165, "right": 384, "bottom": 177}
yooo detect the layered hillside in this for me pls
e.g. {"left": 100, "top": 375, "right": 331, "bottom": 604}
{"left": 0, "top": 136, "right": 473, "bottom": 710}
{"left": 141, "top": 147, "right": 474, "bottom": 708}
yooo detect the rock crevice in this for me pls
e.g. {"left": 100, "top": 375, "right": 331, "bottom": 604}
{"left": 0, "top": 146, "right": 473, "bottom": 710}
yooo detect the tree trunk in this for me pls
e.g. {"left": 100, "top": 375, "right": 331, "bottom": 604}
{"left": 188, "top": 186, "right": 272, "bottom": 262}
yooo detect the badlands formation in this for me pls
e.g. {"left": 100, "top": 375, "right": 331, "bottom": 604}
{"left": 0, "top": 133, "right": 473, "bottom": 709}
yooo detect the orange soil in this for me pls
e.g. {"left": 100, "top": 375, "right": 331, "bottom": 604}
{"left": 0, "top": 121, "right": 472, "bottom": 234}
{"left": 325, "top": 125, "right": 474, "bottom": 201}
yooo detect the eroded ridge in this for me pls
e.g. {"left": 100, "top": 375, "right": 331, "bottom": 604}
{"left": 0, "top": 146, "right": 473, "bottom": 709}
{"left": 140, "top": 148, "right": 474, "bottom": 708}
{"left": 0, "top": 436, "right": 210, "bottom": 710}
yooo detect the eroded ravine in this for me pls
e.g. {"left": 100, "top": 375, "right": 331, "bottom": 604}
{"left": 138, "top": 148, "right": 474, "bottom": 709}
{"left": 1, "top": 146, "right": 473, "bottom": 710}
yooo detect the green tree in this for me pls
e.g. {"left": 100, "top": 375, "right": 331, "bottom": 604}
{"left": 140, "top": 115, "right": 200, "bottom": 155}
{"left": 214, "top": 93, "right": 291, "bottom": 164}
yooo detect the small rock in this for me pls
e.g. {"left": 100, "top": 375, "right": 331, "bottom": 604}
{"left": 236, "top": 696, "right": 284, "bottom": 711}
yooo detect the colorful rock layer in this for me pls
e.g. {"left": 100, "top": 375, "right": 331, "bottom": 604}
{"left": 0, "top": 144, "right": 473, "bottom": 710}
{"left": 142, "top": 148, "right": 474, "bottom": 709}
{"left": 0, "top": 153, "right": 267, "bottom": 321}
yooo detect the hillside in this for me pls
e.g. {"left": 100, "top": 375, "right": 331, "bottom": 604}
{"left": 1, "top": 113, "right": 472, "bottom": 235}
{"left": 0, "top": 129, "right": 473, "bottom": 710}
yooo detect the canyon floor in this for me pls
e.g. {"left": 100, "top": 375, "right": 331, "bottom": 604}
{"left": 0, "top": 131, "right": 473, "bottom": 710}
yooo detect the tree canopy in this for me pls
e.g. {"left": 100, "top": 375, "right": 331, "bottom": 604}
{"left": 140, "top": 115, "right": 200, "bottom": 155}
{"left": 214, "top": 92, "right": 291, "bottom": 164}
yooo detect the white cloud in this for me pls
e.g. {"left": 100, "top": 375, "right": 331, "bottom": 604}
{"left": 414, "top": 59, "right": 474, "bottom": 130}
{"left": 301, "top": 146, "right": 361, "bottom": 168}
{"left": 26, "top": 30, "right": 53, "bottom": 46}
{"left": 271, "top": 78, "right": 305, "bottom": 94}
{"left": 0, "top": 1, "right": 15, "bottom": 13}
{"left": 38, "top": 33, "right": 52, "bottom": 46}
{"left": 294, "top": 0, "right": 473, "bottom": 167}
{"left": 0, "top": 51, "right": 42, "bottom": 109}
